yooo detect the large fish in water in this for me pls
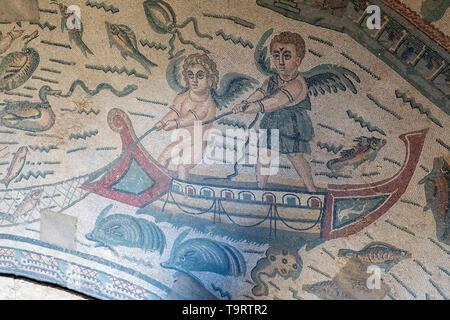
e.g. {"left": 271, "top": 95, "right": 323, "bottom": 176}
{"left": 105, "top": 21, "right": 157, "bottom": 73}
{"left": 327, "top": 136, "right": 386, "bottom": 173}
{"left": 419, "top": 156, "right": 450, "bottom": 245}
{"left": 338, "top": 242, "right": 411, "bottom": 272}
{"left": 1, "top": 146, "right": 28, "bottom": 189}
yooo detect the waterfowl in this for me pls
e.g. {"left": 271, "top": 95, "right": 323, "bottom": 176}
{"left": 0, "top": 30, "right": 40, "bottom": 92}
{"left": 0, "top": 85, "right": 61, "bottom": 132}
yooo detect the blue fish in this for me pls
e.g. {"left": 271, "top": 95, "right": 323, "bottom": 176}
{"left": 86, "top": 204, "right": 166, "bottom": 255}
{"left": 161, "top": 230, "right": 246, "bottom": 277}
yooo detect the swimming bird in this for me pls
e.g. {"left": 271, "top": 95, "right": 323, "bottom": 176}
{"left": 0, "top": 30, "right": 40, "bottom": 92}
{"left": 0, "top": 85, "right": 61, "bottom": 132}
{"left": 59, "top": 2, "right": 94, "bottom": 56}
{"left": 105, "top": 21, "right": 157, "bottom": 73}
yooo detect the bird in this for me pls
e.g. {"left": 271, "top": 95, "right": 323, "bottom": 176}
{"left": 0, "top": 30, "right": 40, "bottom": 92}
{"left": 0, "top": 85, "right": 61, "bottom": 132}
{"left": 105, "top": 21, "right": 157, "bottom": 73}
{"left": 58, "top": 2, "right": 94, "bottom": 56}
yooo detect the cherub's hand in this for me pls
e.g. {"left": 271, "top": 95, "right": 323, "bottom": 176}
{"left": 155, "top": 121, "right": 165, "bottom": 131}
{"left": 163, "top": 120, "right": 178, "bottom": 131}
{"left": 232, "top": 101, "right": 248, "bottom": 114}
{"left": 233, "top": 101, "right": 261, "bottom": 114}
{"left": 8, "top": 26, "right": 24, "bottom": 40}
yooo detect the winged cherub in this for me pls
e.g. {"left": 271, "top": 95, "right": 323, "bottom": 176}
{"left": 157, "top": 52, "right": 258, "bottom": 180}
{"left": 233, "top": 30, "right": 360, "bottom": 192}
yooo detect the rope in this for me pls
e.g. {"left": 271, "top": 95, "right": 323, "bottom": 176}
{"left": 217, "top": 198, "right": 271, "bottom": 228}
{"left": 273, "top": 204, "right": 323, "bottom": 231}
{"left": 168, "top": 190, "right": 216, "bottom": 216}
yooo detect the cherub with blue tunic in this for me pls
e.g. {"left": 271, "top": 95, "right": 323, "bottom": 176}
{"left": 233, "top": 30, "right": 361, "bottom": 192}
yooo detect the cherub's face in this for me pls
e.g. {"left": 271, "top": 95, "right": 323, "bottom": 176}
{"left": 271, "top": 42, "right": 301, "bottom": 78}
{"left": 186, "top": 64, "right": 210, "bottom": 94}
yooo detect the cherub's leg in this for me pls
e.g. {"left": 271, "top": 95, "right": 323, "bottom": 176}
{"left": 157, "top": 138, "right": 183, "bottom": 168}
{"left": 256, "top": 147, "right": 274, "bottom": 189}
{"left": 177, "top": 141, "right": 206, "bottom": 181}
{"left": 286, "top": 153, "right": 317, "bottom": 192}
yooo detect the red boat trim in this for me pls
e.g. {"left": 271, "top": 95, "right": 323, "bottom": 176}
{"left": 322, "top": 128, "right": 428, "bottom": 240}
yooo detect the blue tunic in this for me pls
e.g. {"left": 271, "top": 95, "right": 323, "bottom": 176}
{"left": 259, "top": 75, "right": 314, "bottom": 154}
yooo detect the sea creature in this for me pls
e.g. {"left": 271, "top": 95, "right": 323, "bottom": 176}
{"left": 1, "top": 146, "right": 28, "bottom": 188}
{"left": 13, "top": 189, "right": 43, "bottom": 218}
{"left": 326, "top": 136, "right": 386, "bottom": 173}
{"left": 0, "top": 30, "right": 40, "bottom": 92}
{"left": 250, "top": 247, "right": 302, "bottom": 296}
{"left": 105, "top": 22, "right": 157, "bottom": 73}
{"left": 337, "top": 242, "right": 411, "bottom": 272}
{"left": 166, "top": 272, "right": 218, "bottom": 300}
{"left": 302, "top": 280, "right": 354, "bottom": 300}
{"left": 143, "top": 0, "right": 212, "bottom": 58}
{"left": 85, "top": 204, "right": 166, "bottom": 254}
{"left": 0, "top": 85, "right": 61, "bottom": 132}
{"left": 419, "top": 156, "right": 450, "bottom": 245}
{"left": 58, "top": 3, "right": 94, "bottom": 56}
{"left": 421, "top": 0, "right": 450, "bottom": 22}
{"left": 161, "top": 229, "right": 246, "bottom": 277}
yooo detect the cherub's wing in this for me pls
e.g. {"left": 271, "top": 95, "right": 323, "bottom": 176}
{"left": 254, "top": 28, "right": 277, "bottom": 76}
{"left": 165, "top": 51, "right": 187, "bottom": 93}
{"left": 212, "top": 72, "right": 259, "bottom": 110}
{"left": 301, "top": 64, "right": 361, "bottom": 97}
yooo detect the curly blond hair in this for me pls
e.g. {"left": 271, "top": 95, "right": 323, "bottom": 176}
{"left": 270, "top": 31, "right": 306, "bottom": 61}
{"left": 182, "top": 53, "right": 219, "bottom": 90}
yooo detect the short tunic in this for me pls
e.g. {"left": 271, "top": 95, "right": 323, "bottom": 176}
{"left": 259, "top": 75, "right": 314, "bottom": 154}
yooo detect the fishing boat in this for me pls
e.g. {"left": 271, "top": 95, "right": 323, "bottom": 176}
{"left": 80, "top": 108, "right": 428, "bottom": 242}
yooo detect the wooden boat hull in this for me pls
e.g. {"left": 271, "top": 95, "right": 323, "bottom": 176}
{"left": 82, "top": 108, "right": 428, "bottom": 242}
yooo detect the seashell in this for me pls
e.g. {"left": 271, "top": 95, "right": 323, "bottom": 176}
{"left": 161, "top": 230, "right": 246, "bottom": 276}
{"left": 143, "top": 0, "right": 177, "bottom": 34}
{"left": 86, "top": 204, "right": 166, "bottom": 254}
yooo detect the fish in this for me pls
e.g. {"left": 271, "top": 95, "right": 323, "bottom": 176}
{"left": 338, "top": 242, "right": 411, "bottom": 272}
{"left": 250, "top": 246, "right": 302, "bottom": 296}
{"left": 326, "top": 136, "right": 386, "bottom": 173}
{"left": 59, "top": 3, "right": 94, "bottom": 56}
{"left": 419, "top": 156, "right": 450, "bottom": 245}
{"left": 105, "top": 21, "right": 157, "bottom": 73}
{"left": 302, "top": 280, "right": 354, "bottom": 300}
{"left": 13, "top": 189, "right": 43, "bottom": 218}
{"left": 86, "top": 204, "right": 166, "bottom": 255}
{"left": 161, "top": 229, "right": 246, "bottom": 277}
{"left": 1, "top": 146, "right": 28, "bottom": 189}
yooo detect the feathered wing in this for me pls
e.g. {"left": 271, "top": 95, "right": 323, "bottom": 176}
{"left": 165, "top": 51, "right": 188, "bottom": 93}
{"left": 254, "top": 28, "right": 277, "bottom": 76}
{"left": 301, "top": 64, "right": 361, "bottom": 97}
{"left": 212, "top": 72, "right": 259, "bottom": 110}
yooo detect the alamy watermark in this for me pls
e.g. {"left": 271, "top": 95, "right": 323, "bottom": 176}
{"left": 169, "top": 121, "right": 280, "bottom": 175}
{"left": 366, "top": 5, "right": 381, "bottom": 30}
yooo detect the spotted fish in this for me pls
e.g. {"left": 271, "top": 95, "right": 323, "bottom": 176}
{"left": 302, "top": 280, "right": 354, "bottom": 300}
{"left": 105, "top": 21, "right": 157, "bottom": 73}
{"left": 327, "top": 136, "right": 386, "bottom": 173}
{"left": 338, "top": 242, "right": 411, "bottom": 272}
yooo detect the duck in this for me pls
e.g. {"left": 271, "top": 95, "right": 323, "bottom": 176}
{"left": 0, "top": 85, "right": 61, "bottom": 132}
{"left": 0, "top": 30, "right": 40, "bottom": 92}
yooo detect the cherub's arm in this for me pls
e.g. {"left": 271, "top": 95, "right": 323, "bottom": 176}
{"left": 155, "top": 94, "right": 183, "bottom": 130}
{"left": 234, "top": 77, "right": 307, "bottom": 114}
{"left": 244, "top": 79, "right": 270, "bottom": 103}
